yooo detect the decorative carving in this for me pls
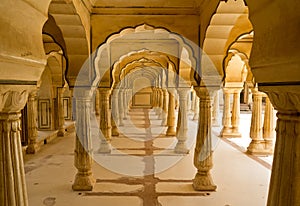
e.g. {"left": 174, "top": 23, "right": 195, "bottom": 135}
{"left": 0, "top": 90, "right": 28, "bottom": 112}
{"left": 266, "top": 91, "right": 300, "bottom": 112}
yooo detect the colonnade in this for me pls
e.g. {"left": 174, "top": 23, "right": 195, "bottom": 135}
{"left": 220, "top": 86, "right": 276, "bottom": 156}
{"left": 72, "top": 85, "right": 216, "bottom": 191}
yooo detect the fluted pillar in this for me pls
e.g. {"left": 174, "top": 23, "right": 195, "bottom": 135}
{"left": 123, "top": 88, "right": 128, "bottom": 120}
{"left": 155, "top": 88, "right": 162, "bottom": 116}
{"left": 187, "top": 89, "right": 192, "bottom": 114}
{"left": 111, "top": 89, "right": 119, "bottom": 136}
{"left": 212, "top": 90, "right": 220, "bottom": 126}
{"left": 263, "top": 97, "right": 275, "bottom": 154}
{"left": 158, "top": 89, "right": 164, "bottom": 119}
{"left": 175, "top": 88, "right": 190, "bottom": 154}
{"left": 0, "top": 90, "right": 29, "bottom": 206}
{"left": 247, "top": 89, "right": 265, "bottom": 155}
{"left": 98, "top": 88, "right": 112, "bottom": 153}
{"left": 220, "top": 89, "right": 232, "bottom": 137}
{"left": 72, "top": 90, "right": 95, "bottom": 191}
{"left": 57, "top": 87, "right": 65, "bottom": 137}
{"left": 166, "top": 89, "right": 176, "bottom": 136}
{"left": 161, "top": 89, "right": 169, "bottom": 126}
{"left": 95, "top": 89, "right": 100, "bottom": 116}
{"left": 118, "top": 89, "right": 124, "bottom": 126}
{"left": 262, "top": 90, "right": 300, "bottom": 206}
{"left": 192, "top": 92, "right": 199, "bottom": 120}
{"left": 231, "top": 89, "right": 242, "bottom": 137}
{"left": 193, "top": 87, "right": 217, "bottom": 191}
{"left": 26, "top": 91, "right": 39, "bottom": 154}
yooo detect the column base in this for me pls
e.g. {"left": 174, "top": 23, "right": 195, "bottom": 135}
{"left": 212, "top": 119, "right": 219, "bottom": 127}
{"left": 193, "top": 172, "right": 217, "bottom": 191}
{"left": 98, "top": 141, "right": 112, "bottom": 153}
{"left": 166, "top": 127, "right": 176, "bottom": 136}
{"left": 72, "top": 173, "right": 95, "bottom": 191}
{"left": 174, "top": 141, "right": 189, "bottom": 154}
{"left": 57, "top": 129, "right": 65, "bottom": 137}
{"left": 220, "top": 128, "right": 241, "bottom": 138}
{"left": 192, "top": 115, "right": 199, "bottom": 121}
{"left": 247, "top": 140, "right": 271, "bottom": 156}
{"left": 161, "top": 119, "right": 167, "bottom": 126}
{"left": 112, "top": 127, "right": 119, "bottom": 136}
{"left": 26, "top": 143, "right": 40, "bottom": 154}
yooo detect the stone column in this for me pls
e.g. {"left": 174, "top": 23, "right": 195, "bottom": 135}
{"left": 152, "top": 88, "right": 157, "bottom": 109}
{"left": 123, "top": 88, "right": 128, "bottom": 120}
{"left": 187, "top": 89, "right": 192, "bottom": 114}
{"left": 98, "top": 88, "right": 112, "bottom": 153}
{"left": 57, "top": 87, "right": 65, "bottom": 136}
{"left": 220, "top": 88, "right": 232, "bottom": 137}
{"left": 95, "top": 89, "right": 100, "bottom": 116}
{"left": 26, "top": 91, "right": 39, "bottom": 154}
{"left": 262, "top": 96, "right": 275, "bottom": 154}
{"left": 192, "top": 93, "right": 199, "bottom": 120}
{"left": 111, "top": 88, "right": 119, "bottom": 136}
{"left": 166, "top": 89, "right": 176, "bottom": 136}
{"left": 0, "top": 90, "right": 29, "bottom": 206}
{"left": 212, "top": 90, "right": 220, "bottom": 126}
{"left": 161, "top": 89, "right": 169, "bottom": 126}
{"left": 193, "top": 87, "right": 217, "bottom": 191}
{"left": 118, "top": 89, "right": 124, "bottom": 126}
{"left": 72, "top": 90, "right": 95, "bottom": 191}
{"left": 158, "top": 89, "right": 164, "bottom": 119}
{"left": 155, "top": 89, "right": 162, "bottom": 116}
{"left": 175, "top": 88, "right": 190, "bottom": 154}
{"left": 247, "top": 89, "right": 265, "bottom": 155}
{"left": 264, "top": 90, "right": 300, "bottom": 206}
{"left": 230, "top": 89, "right": 242, "bottom": 137}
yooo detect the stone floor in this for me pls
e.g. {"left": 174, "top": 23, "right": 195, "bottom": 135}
{"left": 24, "top": 108, "right": 272, "bottom": 206}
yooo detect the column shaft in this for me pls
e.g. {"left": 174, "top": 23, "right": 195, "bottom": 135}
{"left": 26, "top": 91, "right": 39, "bottom": 154}
{"left": 231, "top": 90, "right": 242, "bottom": 137}
{"left": 220, "top": 89, "right": 232, "bottom": 137}
{"left": 111, "top": 89, "right": 119, "bottom": 136}
{"left": 57, "top": 87, "right": 65, "bottom": 136}
{"left": 98, "top": 88, "right": 112, "bottom": 153}
{"left": 118, "top": 89, "right": 124, "bottom": 126}
{"left": 166, "top": 90, "right": 176, "bottom": 136}
{"left": 175, "top": 88, "right": 190, "bottom": 154}
{"left": 192, "top": 94, "right": 199, "bottom": 120}
{"left": 161, "top": 89, "right": 169, "bottom": 126}
{"left": 212, "top": 90, "right": 220, "bottom": 126}
{"left": 262, "top": 97, "right": 275, "bottom": 154}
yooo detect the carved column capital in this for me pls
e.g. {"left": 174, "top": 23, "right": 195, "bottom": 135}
{"left": 0, "top": 90, "right": 28, "bottom": 112}
{"left": 266, "top": 91, "right": 300, "bottom": 113}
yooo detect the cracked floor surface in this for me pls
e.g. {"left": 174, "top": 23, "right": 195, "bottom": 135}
{"left": 25, "top": 108, "right": 271, "bottom": 206}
